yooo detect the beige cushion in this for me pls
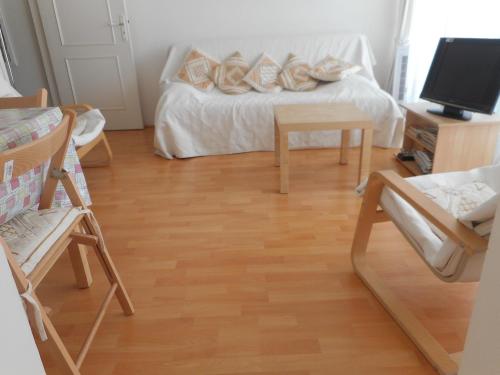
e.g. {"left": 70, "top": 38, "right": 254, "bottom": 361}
{"left": 278, "top": 54, "right": 318, "bottom": 92}
{"left": 459, "top": 193, "right": 499, "bottom": 237}
{"left": 310, "top": 55, "right": 361, "bottom": 82}
{"left": 1, "top": 207, "right": 85, "bottom": 275}
{"left": 212, "top": 52, "right": 252, "bottom": 95}
{"left": 379, "top": 164, "right": 500, "bottom": 281}
{"left": 243, "top": 54, "right": 282, "bottom": 93}
{"left": 176, "top": 48, "right": 219, "bottom": 91}
{"left": 73, "top": 109, "right": 106, "bottom": 146}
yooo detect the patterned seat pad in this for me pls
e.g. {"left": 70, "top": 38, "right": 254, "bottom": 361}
{"left": 1, "top": 207, "right": 85, "bottom": 275}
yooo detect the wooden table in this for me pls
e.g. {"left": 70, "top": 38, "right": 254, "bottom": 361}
{"left": 274, "top": 103, "right": 373, "bottom": 193}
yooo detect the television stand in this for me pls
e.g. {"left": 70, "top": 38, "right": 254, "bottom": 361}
{"left": 427, "top": 105, "right": 472, "bottom": 121}
{"left": 397, "top": 103, "right": 500, "bottom": 176}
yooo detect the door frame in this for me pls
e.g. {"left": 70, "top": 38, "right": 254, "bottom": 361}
{"left": 28, "top": 0, "right": 60, "bottom": 106}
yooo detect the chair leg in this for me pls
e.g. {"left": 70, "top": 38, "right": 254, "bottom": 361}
{"left": 78, "top": 132, "right": 113, "bottom": 168}
{"left": 351, "top": 174, "right": 459, "bottom": 375}
{"left": 40, "top": 298, "right": 81, "bottom": 375}
{"left": 101, "top": 132, "right": 113, "bottom": 164}
{"left": 95, "top": 241, "right": 134, "bottom": 316}
{"left": 68, "top": 241, "right": 93, "bottom": 289}
{"left": 83, "top": 215, "right": 134, "bottom": 316}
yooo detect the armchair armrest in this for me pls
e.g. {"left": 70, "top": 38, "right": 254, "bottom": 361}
{"left": 60, "top": 103, "right": 93, "bottom": 113}
{"left": 372, "top": 170, "right": 488, "bottom": 255}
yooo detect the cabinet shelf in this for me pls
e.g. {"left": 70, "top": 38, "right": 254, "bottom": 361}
{"left": 400, "top": 103, "right": 500, "bottom": 175}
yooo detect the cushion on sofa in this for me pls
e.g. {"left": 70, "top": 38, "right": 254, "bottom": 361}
{"left": 176, "top": 48, "right": 219, "bottom": 91}
{"left": 310, "top": 55, "right": 362, "bottom": 82}
{"left": 212, "top": 52, "right": 252, "bottom": 95}
{"left": 278, "top": 54, "right": 318, "bottom": 92}
{"left": 243, "top": 54, "right": 282, "bottom": 93}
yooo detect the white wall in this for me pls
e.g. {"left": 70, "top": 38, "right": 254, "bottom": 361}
{"left": 0, "top": 247, "right": 46, "bottom": 374}
{"left": 0, "top": 0, "right": 48, "bottom": 97}
{"left": 127, "top": 0, "right": 401, "bottom": 125}
{"left": 459, "top": 203, "right": 500, "bottom": 374}
{"left": 1, "top": 0, "right": 400, "bottom": 126}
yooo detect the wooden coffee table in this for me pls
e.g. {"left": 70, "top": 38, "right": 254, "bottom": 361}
{"left": 274, "top": 103, "right": 373, "bottom": 193}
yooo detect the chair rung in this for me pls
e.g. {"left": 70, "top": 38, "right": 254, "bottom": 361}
{"left": 70, "top": 232, "right": 98, "bottom": 246}
{"left": 76, "top": 282, "right": 118, "bottom": 369}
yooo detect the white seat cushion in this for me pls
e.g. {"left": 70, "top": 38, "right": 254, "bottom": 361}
{"left": 380, "top": 164, "right": 500, "bottom": 281}
{"left": 73, "top": 109, "right": 106, "bottom": 147}
{"left": 0, "top": 207, "right": 85, "bottom": 275}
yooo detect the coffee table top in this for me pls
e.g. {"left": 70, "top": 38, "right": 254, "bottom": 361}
{"left": 275, "top": 103, "right": 372, "bottom": 131}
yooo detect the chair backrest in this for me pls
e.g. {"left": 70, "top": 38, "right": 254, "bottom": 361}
{"left": 0, "top": 88, "right": 48, "bottom": 109}
{"left": 0, "top": 109, "right": 75, "bottom": 208}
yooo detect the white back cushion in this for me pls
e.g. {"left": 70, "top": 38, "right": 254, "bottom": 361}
{"left": 160, "top": 33, "right": 377, "bottom": 88}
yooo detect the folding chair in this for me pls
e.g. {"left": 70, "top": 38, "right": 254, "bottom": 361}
{"left": 1, "top": 110, "right": 133, "bottom": 374}
{"left": 0, "top": 88, "right": 112, "bottom": 167}
{"left": 0, "top": 88, "right": 48, "bottom": 108}
{"left": 351, "top": 167, "right": 499, "bottom": 375}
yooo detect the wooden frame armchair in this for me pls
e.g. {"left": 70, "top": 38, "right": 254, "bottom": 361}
{"left": 0, "top": 88, "right": 112, "bottom": 167}
{"left": 1, "top": 110, "right": 133, "bottom": 374}
{"left": 351, "top": 169, "right": 496, "bottom": 375}
{"left": 60, "top": 104, "right": 113, "bottom": 167}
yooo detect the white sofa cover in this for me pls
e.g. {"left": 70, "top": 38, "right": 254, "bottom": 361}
{"left": 380, "top": 164, "right": 500, "bottom": 282}
{"left": 154, "top": 33, "right": 404, "bottom": 159}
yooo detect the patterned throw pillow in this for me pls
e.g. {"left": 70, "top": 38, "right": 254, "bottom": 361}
{"left": 176, "top": 48, "right": 219, "bottom": 91}
{"left": 278, "top": 54, "right": 318, "bottom": 91}
{"left": 310, "top": 56, "right": 362, "bottom": 82}
{"left": 212, "top": 52, "right": 252, "bottom": 95}
{"left": 243, "top": 54, "right": 282, "bottom": 93}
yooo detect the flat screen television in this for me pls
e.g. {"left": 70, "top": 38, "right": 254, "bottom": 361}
{"left": 420, "top": 37, "right": 500, "bottom": 121}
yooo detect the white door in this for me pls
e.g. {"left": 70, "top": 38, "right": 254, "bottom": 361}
{"left": 36, "top": 0, "right": 143, "bottom": 130}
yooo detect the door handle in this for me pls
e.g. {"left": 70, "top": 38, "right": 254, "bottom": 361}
{"left": 107, "top": 15, "right": 129, "bottom": 42}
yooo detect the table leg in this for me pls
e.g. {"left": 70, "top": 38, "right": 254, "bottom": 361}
{"left": 69, "top": 241, "right": 93, "bottom": 289}
{"left": 358, "top": 128, "right": 373, "bottom": 185}
{"left": 340, "top": 129, "right": 350, "bottom": 165}
{"left": 274, "top": 118, "right": 280, "bottom": 167}
{"left": 280, "top": 131, "right": 289, "bottom": 194}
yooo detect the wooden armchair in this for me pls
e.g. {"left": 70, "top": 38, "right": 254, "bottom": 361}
{"left": 351, "top": 166, "right": 499, "bottom": 375}
{"left": 60, "top": 103, "right": 113, "bottom": 167}
{"left": 0, "top": 88, "right": 112, "bottom": 167}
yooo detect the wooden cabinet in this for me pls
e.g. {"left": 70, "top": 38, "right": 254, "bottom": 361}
{"left": 398, "top": 103, "right": 500, "bottom": 175}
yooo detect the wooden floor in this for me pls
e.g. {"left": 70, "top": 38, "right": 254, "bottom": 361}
{"left": 38, "top": 128, "right": 477, "bottom": 374}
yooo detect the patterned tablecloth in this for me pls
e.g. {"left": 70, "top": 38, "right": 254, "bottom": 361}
{"left": 0, "top": 107, "right": 91, "bottom": 225}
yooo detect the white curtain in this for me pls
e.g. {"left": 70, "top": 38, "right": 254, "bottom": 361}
{"left": 405, "top": 0, "right": 500, "bottom": 103}
{"left": 387, "top": 0, "right": 414, "bottom": 92}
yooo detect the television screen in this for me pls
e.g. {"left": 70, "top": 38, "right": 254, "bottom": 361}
{"left": 420, "top": 38, "right": 500, "bottom": 115}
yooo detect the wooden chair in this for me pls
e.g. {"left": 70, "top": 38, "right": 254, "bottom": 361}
{"left": 60, "top": 104, "right": 113, "bottom": 167}
{"left": 351, "top": 166, "right": 499, "bottom": 375}
{"left": 1, "top": 110, "right": 133, "bottom": 374}
{"left": 0, "top": 89, "right": 112, "bottom": 167}
{"left": 0, "top": 88, "right": 48, "bottom": 108}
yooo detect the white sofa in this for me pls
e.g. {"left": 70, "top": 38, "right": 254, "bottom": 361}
{"left": 154, "top": 33, "right": 404, "bottom": 159}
